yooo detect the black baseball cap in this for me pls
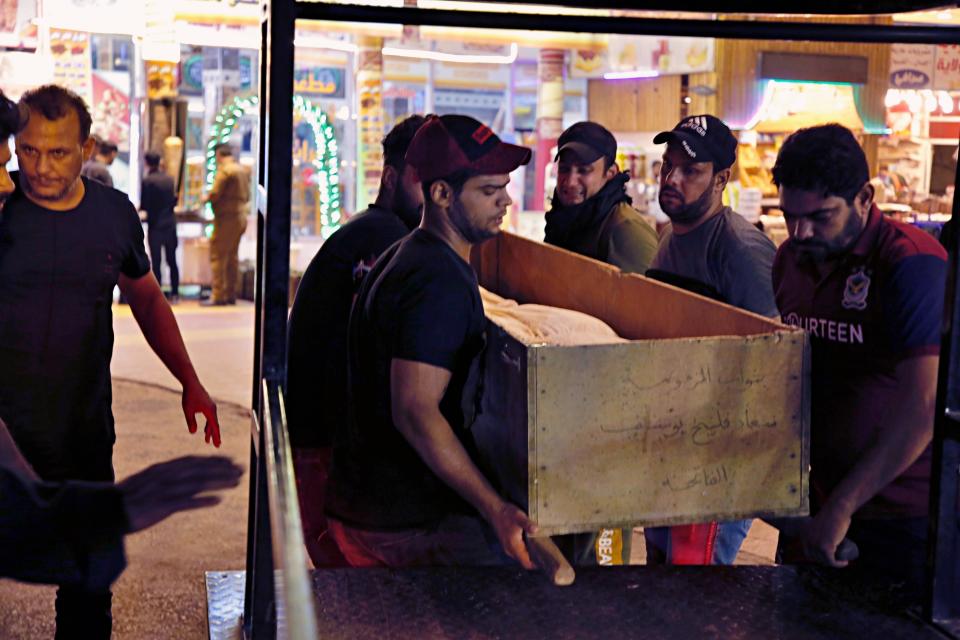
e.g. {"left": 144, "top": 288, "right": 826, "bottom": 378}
{"left": 554, "top": 121, "right": 617, "bottom": 165}
{"left": 405, "top": 114, "right": 531, "bottom": 183}
{"left": 653, "top": 114, "right": 737, "bottom": 169}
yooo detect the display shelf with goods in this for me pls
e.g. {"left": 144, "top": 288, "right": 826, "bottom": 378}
{"left": 882, "top": 89, "right": 960, "bottom": 225}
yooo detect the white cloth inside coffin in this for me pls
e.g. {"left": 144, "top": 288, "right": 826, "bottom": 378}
{"left": 479, "top": 287, "right": 626, "bottom": 346}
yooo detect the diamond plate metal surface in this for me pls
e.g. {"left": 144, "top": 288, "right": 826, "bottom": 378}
{"left": 309, "top": 566, "right": 943, "bottom": 640}
{"left": 206, "top": 570, "right": 245, "bottom": 640}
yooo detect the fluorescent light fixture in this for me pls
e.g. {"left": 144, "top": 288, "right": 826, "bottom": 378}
{"left": 733, "top": 79, "right": 777, "bottom": 130}
{"left": 602, "top": 70, "right": 659, "bottom": 80}
{"left": 381, "top": 42, "right": 518, "bottom": 64}
{"left": 294, "top": 35, "right": 360, "bottom": 53}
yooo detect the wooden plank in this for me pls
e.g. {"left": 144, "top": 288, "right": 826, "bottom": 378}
{"left": 530, "top": 334, "right": 809, "bottom": 534}
{"left": 476, "top": 232, "right": 783, "bottom": 340}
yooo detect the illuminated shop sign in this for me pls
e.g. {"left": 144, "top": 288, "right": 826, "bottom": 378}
{"left": 294, "top": 68, "right": 345, "bottom": 98}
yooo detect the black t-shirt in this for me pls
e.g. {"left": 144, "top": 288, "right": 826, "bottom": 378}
{"left": 140, "top": 171, "right": 177, "bottom": 232}
{"left": 286, "top": 205, "right": 411, "bottom": 449}
{"left": 326, "top": 228, "right": 487, "bottom": 530}
{"left": 0, "top": 174, "right": 151, "bottom": 480}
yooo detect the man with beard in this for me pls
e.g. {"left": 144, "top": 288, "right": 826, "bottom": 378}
{"left": 325, "top": 114, "right": 537, "bottom": 568}
{"left": 0, "top": 84, "right": 220, "bottom": 639}
{"left": 544, "top": 121, "right": 657, "bottom": 274}
{"left": 771, "top": 124, "right": 946, "bottom": 599}
{"left": 286, "top": 114, "right": 427, "bottom": 567}
{"left": 643, "top": 114, "right": 777, "bottom": 566}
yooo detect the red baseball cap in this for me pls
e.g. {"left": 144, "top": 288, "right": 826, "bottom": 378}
{"left": 405, "top": 114, "right": 531, "bottom": 183}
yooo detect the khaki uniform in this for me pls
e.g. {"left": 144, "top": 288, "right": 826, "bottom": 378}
{"left": 208, "top": 161, "right": 250, "bottom": 303}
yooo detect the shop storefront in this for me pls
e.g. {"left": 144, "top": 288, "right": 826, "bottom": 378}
{"left": 2, "top": 3, "right": 959, "bottom": 281}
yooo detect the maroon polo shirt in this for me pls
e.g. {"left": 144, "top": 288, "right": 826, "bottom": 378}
{"left": 773, "top": 205, "right": 946, "bottom": 519}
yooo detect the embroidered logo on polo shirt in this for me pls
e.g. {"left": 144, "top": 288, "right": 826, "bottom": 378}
{"left": 842, "top": 267, "right": 871, "bottom": 311}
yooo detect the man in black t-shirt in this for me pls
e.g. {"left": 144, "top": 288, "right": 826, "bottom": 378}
{"left": 325, "top": 115, "right": 535, "bottom": 568}
{"left": 0, "top": 84, "right": 220, "bottom": 639}
{"left": 141, "top": 150, "right": 180, "bottom": 301}
{"left": 286, "top": 114, "right": 426, "bottom": 567}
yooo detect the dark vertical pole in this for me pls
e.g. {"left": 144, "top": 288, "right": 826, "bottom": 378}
{"left": 261, "top": 0, "right": 295, "bottom": 394}
{"left": 243, "top": 0, "right": 296, "bottom": 638}
{"left": 927, "top": 132, "right": 960, "bottom": 631}
{"left": 243, "top": 4, "right": 272, "bottom": 637}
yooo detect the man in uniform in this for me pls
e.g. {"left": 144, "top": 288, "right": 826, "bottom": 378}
{"left": 0, "top": 84, "right": 220, "bottom": 639}
{"left": 544, "top": 121, "right": 657, "bottom": 274}
{"left": 287, "top": 114, "right": 426, "bottom": 567}
{"left": 204, "top": 143, "right": 250, "bottom": 305}
{"left": 325, "top": 115, "right": 536, "bottom": 568}
{"left": 772, "top": 123, "right": 946, "bottom": 598}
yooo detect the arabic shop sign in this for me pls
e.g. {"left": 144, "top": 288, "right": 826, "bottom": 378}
{"left": 890, "top": 44, "right": 960, "bottom": 90}
{"left": 890, "top": 44, "right": 935, "bottom": 89}
{"left": 294, "top": 68, "right": 345, "bottom": 99}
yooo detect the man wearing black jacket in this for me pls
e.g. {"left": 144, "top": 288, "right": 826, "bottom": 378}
{"left": 286, "top": 114, "right": 427, "bottom": 567}
{"left": 544, "top": 121, "right": 658, "bottom": 274}
{"left": 141, "top": 150, "right": 179, "bottom": 301}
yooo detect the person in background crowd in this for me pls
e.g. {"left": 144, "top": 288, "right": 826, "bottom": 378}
{"left": 643, "top": 114, "right": 779, "bottom": 566}
{"left": 0, "top": 84, "right": 220, "bottom": 639}
{"left": 286, "top": 114, "right": 427, "bottom": 567}
{"left": 544, "top": 121, "right": 658, "bottom": 274}
{"left": 543, "top": 120, "right": 658, "bottom": 566}
{"left": 81, "top": 136, "right": 117, "bottom": 188}
{"left": 324, "top": 115, "right": 536, "bottom": 568}
{"left": 140, "top": 150, "right": 180, "bottom": 303}
{"left": 771, "top": 123, "right": 946, "bottom": 602}
{"left": 203, "top": 143, "right": 250, "bottom": 306}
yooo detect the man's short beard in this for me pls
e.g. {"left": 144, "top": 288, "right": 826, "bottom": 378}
{"left": 795, "top": 210, "right": 864, "bottom": 263}
{"left": 449, "top": 197, "right": 497, "bottom": 244}
{"left": 20, "top": 174, "right": 74, "bottom": 203}
{"left": 391, "top": 188, "right": 422, "bottom": 230}
{"left": 660, "top": 185, "right": 714, "bottom": 225}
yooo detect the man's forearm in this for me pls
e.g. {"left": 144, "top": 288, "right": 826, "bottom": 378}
{"left": 395, "top": 406, "right": 505, "bottom": 522}
{"left": 823, "top": 376, "right": 935, "bottom": 518}
{"left": 128, "top": 288, "right": 200, "bottom": 387}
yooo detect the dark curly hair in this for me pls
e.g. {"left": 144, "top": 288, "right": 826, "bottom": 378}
{"left": 772, "top": 123, "right": 869, "bottom": 204}
{"left": 0, "top": 90, "right": 24, "bottom": 139}
{"left": 20, "top": 84, "right": 93, "bottom": 143}
{"left": 383, "top": 114, "right": 429, "bottom": 171}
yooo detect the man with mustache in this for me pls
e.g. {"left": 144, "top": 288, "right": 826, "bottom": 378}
{"left": 0, "top": 84, "right": 220, "bottom": 639}
{"left": 772, "top": 124, "right": 946, "bottom": 599}
{"left": 325, "top": 115, "right": 537, "bottom": 568}
{"left": 644, "top": 114, "right": 778, "bottom": 566}
{"left": 544, "top": 121, "right": 657, "bottom": 274}
{"left": 286, "top": 114, "right": 427, "bottom": 568}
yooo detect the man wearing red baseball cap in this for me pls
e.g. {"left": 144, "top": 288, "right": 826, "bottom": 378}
{"left": 324, "top": 115, "right": 537, "bottom": 568}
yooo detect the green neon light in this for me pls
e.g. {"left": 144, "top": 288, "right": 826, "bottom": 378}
{"left": 205, "top": 94, "right": 342, "bottom": 238}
